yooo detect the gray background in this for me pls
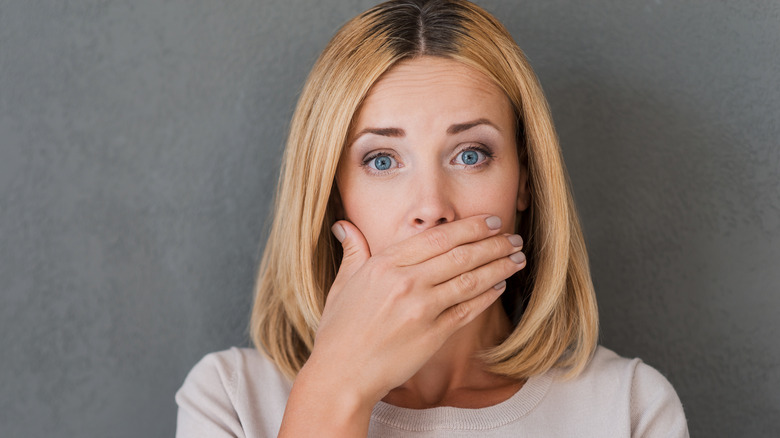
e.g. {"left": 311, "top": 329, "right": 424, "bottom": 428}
{"left": 1, "top": 0, "right": 778, "bottom": 436}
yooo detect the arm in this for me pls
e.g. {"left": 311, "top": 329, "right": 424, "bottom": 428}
{"left": 278, "top": 361, "right": 373, "bottom": 437}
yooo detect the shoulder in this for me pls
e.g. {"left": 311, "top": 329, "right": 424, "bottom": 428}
{"left": 584, "top": 346, "right": 669, "bottom": 387}
{"left": 550, "top": 346, "right": 673, "bottom": 395}
{"left": 175, "top": 347, "right": 292, "bottom": 438}
{"left": 179, "top": 347, "right": 290, "bottom": 395}
{"left": 539, "top": 346, "right": 689, "bottom": 437}
{"left": 587, "top": 346, "right": 686, "bottom": 413}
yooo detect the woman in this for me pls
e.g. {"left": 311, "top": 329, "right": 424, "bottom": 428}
{"left": 176, "top": 1, "right": 688, "bottom": 436}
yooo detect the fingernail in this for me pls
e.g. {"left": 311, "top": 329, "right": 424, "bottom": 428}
{"left": 331, "top": 223, "right": 346, "bottom": 242}
{"left": 508, "top": 234, "right": 523, "bottom": 247}
{"left": 493, "top": 280, "right": 506, "bottom": 290}
{"left": 510, "top": 251, "right": 526, "bottom": 264}
{"left": 485, "top": 216, "right": 502, "bottom": 230}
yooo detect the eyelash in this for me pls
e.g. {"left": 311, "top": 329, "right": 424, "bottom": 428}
{"left": 361, "top": 151, "right": 399, "bottom": 174}
{"left": 360, "top": 144, "right": 495, "bottom": 174}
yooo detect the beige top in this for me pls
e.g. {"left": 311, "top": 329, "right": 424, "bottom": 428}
{"left": 175, "top": 345, "right": 689, "bottom": 437}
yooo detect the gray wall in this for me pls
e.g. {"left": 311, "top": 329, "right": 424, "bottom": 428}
{"left": 1, "top": 0, "right": 777, "bottom": 436}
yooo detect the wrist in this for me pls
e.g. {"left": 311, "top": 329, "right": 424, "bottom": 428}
{"left": 279, "top": 360, "right": 376, "bottom": 436}
{"left": 296, "top": 357, "right": 379, "bottom": 412}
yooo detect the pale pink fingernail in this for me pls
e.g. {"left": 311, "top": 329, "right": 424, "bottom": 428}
{"left": 493, "top": 280, "right": 506, "bottom": 290}
{"left": 510, "top": 251, "right": 526, "bottom": 264}
{"left": 331, "top": 223, "right": 346, "bottom": 242}
{"left": 485, "top": 216, "right": 501, "bottom": 230}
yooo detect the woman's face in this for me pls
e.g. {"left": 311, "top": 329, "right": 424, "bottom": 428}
{"left": 336, "top": 56, "right": 529, "bottom": 255}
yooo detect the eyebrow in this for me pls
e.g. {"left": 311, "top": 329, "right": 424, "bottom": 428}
{"left": 349, "top": 118, "right": 500, "bottom": 146}
{"left": 447, "top": 118, "right": 500, "bottom": 135}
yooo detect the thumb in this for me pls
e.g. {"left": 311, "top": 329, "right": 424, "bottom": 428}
{"left": 331, "top": 220, "right": 371, "bottom": 284}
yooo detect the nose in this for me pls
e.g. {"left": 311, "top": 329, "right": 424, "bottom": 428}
{"left": 408, "top": 172, "right": 456, "bottom": 231}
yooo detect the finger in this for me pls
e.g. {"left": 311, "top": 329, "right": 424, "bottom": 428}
{"left": 418, "top": 233, "right": 523, "bottom": 286}
{"left": 435, "top": 282, "right": 508, "bottom": 337}
{"left": 384, "top": 214, "right": 504, "bottom": 267}
{"left": 329, "top": 220, "right": 371, "bottom": 293}
{"left": 430, "top": 250, "right": 525, "bottom": 312}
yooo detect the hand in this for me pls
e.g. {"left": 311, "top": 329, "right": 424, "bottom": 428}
{"left": 306, "top": 214, "right": 526, "bottom": 407}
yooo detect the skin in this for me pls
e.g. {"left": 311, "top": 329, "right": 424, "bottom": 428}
{"left": 279, "top": 56, "right": 531, "bottom": 436}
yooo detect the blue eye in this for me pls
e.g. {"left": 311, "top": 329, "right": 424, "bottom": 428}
{"left": 454, "top": 149, "right": 487, "bottom": 166}
{"left": 461, "top": 150, "right": 479, "bottom": 165}
{"left": 367, "top": 154, "right": 396, "bottom": 171}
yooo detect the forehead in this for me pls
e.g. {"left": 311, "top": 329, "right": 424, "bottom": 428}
{"left": 353, "top": 56, "right": 514, "bottom": 130}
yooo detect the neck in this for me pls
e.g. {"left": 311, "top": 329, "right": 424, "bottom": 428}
{"left": 382, "top": 301, "right": 521, "bottom": 408}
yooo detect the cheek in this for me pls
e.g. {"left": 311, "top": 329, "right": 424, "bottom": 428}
{"left": 338, "top": 180, "right": 403, "bottom": 255}
{"left": 460, "top": 187, "right": 518, "bottom": 233}
{"left": 455, "top": 170, "right": 520, "bottom": 233}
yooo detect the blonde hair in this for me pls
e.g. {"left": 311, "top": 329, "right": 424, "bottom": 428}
{"left": 250, "top": 0, "right": 598, "bottom": 381}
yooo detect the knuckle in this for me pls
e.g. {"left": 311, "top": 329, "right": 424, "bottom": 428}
{"left": 490, "top": 236, "right": 506, "bottom": 254}
{"left": 386, "top": 286, "right": 405, "bottom": 302}
{"left": 449, "top": 246, "right": 471, "bottom": 267}
{"left": 388, "top": 274, "right": 414, "bottom": 300}
{"left": 425, "top": 228, "right": 450, "bottom": 252}
{"left": 406, "top": 304, "right": 426, "bottom": 322}
{"left": 341, "top": 243, "right": 361, "bottom": 260}
{"left": 452, "top": 302, "right": 470, "bottom": 321}
{"left": 397, "top": 273, "right": 415, "bottom": 292}
{"left": 469, "top": 219, "right": 484, "bottom": 236}
{"left": 457, "top": 271, "right": 477, "bottom": 292}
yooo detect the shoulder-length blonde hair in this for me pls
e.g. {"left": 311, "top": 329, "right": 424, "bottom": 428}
{"left": 250, "top": 0, "right": 598, "bottom": 381}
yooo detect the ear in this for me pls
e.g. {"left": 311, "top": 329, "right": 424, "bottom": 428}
{"left": 516, "top": 162, "right": 531, "bottom": 212}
